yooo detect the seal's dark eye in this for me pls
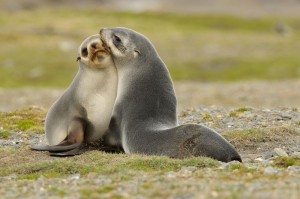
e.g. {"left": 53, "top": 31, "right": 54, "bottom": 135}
{"left": 114, "top": 35, "right": 121, "bottom": 43}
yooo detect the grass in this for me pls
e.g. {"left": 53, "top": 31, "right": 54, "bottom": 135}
{"left": 0, "top": 9, "right": 300, "bottom": 87}
{"left": 224, "top": 126, "right": 299, "bottom": 148}
{"left": 0, "top": 129, "right": 11, "bottom": 139}
{"left": 0, "top": 107, "right": 45, "bottom": 134}
{"left": 272, "top": 156, "right": 300, "bottom": 168}
{"left": 229, "top": 107, "right": 252, "bottom": 117}
{"left": 0, "top": 107, "right": 299, "bottom": 198}
{"left": 0, "top": 149, "right": 219, "bottom": 179}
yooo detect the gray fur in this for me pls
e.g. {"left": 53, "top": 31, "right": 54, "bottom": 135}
{"left": 101, "top": 27, "right": 241, "bottom": 162}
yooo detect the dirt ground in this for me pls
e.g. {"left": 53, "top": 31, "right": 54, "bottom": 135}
{"left": 1, "top": 80, "right": 299, "bottom": 112}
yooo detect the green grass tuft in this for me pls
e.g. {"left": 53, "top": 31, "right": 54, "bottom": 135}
{"left": 0, "top": 150, "right": 219, "bottom": 179}
{"left": 272, "top": 156, "right": 300, "bottom": 168}
{"left": 202, "top": 113, "right": 214, "bottom": 122}
{"left": 0, "top": 130, "right": 11, "bottom": 139}
{"left": 229, "top": 107, "right": 252, "bottom": 117}
{"left": 225, "top": 129, "right": 265, "bottom": 143}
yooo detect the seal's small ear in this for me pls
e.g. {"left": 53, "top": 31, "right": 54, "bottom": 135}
{"left": 133, "top": 49, "right": 141, "bottom": 58}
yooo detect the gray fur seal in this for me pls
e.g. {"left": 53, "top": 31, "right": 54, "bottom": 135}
{"left": 31, "top": 34, "right": 118, "bottom": 156}
{"left": 100, "top": 27, "right": 242, "bottom": 162}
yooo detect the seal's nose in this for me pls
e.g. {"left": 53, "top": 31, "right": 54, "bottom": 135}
{"left": 81, "top": 47, "right": 88, "bottom": 57}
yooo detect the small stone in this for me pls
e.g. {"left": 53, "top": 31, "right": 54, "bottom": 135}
{"left": 255, "top": 157, "right": 263, "bottom": 162}
{"left": 264, "top": 166, "right": 279, "bottom": 175}
{"left": 274, "top": 148, "right": 288, "bottom": 157}
{"left": 178, "top": 166, "right": 197, "bottom": 178}
{"left": 70, "top": 174, "right": 80, "bottom": 180}
{"left": 292, "top": 152, "right": 300, "bottom": 157}
{"left": 287, "top": 166, "right": 300, "bottom": 173}
{"left": 94, "top": 177, "right": 112, "bottom": 186}
{"left": 279, "top": 114, "right": 292, "bottom": 120}
{"left": 165, "top": 171, "right": 177, "bottom": 179}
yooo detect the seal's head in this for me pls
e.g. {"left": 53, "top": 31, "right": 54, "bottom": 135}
{"left": 77, "top": 34, "right": 112, "bottom": 69}
{"left": 99, "top": 27, "right": 158, "bottom": 66}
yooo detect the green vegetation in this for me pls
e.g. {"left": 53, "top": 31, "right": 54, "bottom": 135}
{"left": 0, "top": 129, "right": 11, "bottom": 139}
{"left": 229, "top": 107, "right": 252, "bottom": 117}
{"left": 225, "top": 129, "right": 265, "bottom": 143}
{"left": 202, "top": 112, "right": 214, "bottom": 122}
{"left": 272, "top": 156, "right": 300, "bottom": 168}
{"left": 0, "top": 149, "right": 219, "bottom": 179}
{"left": 0, "top": 106, "right": 299, "bottom": 198}
{"left": 224, "top": 126, "right": 298, "bottom": 148}
{"left": 0, "top": 107, "right": 45, "bottom": 134}
{"left": 0, "top": 9, "right": 300, "bottom": 87}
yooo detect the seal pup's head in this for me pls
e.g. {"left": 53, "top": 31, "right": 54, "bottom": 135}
{"left": 77, "top": 34, "right": 112, "bottom": 69}
{"left": 99, "top": 27, "right": 159, "bottom": 67}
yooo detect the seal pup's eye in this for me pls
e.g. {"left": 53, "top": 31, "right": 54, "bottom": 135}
{"left": 113, "top": 34, "right": 121, "bottom": 43}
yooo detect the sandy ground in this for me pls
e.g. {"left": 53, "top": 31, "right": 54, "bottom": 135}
{"left": 1, "top": 80, "right": 299, "bottom": 112}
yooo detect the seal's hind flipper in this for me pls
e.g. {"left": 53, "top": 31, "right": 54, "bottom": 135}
{"left": 30, "top": 144, "right": 55, "bottom": 151}
{"left": 30, "top": 142, "right": 82, "bottom": 152}
{"left": 49, "top": 146, "right": 84, "bottom": 157}
{"left": 31, "top": 119, "right": 85, "bottom": 153}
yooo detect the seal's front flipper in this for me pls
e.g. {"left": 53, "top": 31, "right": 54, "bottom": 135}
{"left": 30, "top": 119, "right": 85, "bottom": 153}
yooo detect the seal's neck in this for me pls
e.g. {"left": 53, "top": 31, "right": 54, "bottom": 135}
{"left": 73, "top": 63, "right": 107, "bottom": 93}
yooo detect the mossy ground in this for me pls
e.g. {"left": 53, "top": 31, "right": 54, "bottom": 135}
{"left": 0, "top": 107, "right": 45, "bottom": 134}
{"left": 0, "top": 107, "right": 299, "bottom": 198}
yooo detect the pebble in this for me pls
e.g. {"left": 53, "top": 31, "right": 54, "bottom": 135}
{"left": 292, "top": 151, "right": 300, "bottom": 157}
{"left": 274, "top": 148, "right": 288, "bottom": 157}
{"left": 94, "top": 177, "right": 112, "bottom": 186}
{"left": 264, "top": 166, "right": 279, "bottom": 175}
{"left": 178, "top": 166, "right": 197, "bottom": 178}
{"left": 255, "top": 157, "right": 264, "bottom": 162}
{"left": 287, "top": 166, "right": 300, "bottom": 173}
{"left": 165, "top": 171, "right": 177, "bottom": 179}
{"left": 69, "top": 174, "right": 80, "bottom": 180}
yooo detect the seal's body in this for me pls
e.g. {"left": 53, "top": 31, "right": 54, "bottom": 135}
{"left": 100, "top": 28, "right": 241, "bottom": 162}
{"left": 31, "top": 35, "right": 117, "bottom": 155}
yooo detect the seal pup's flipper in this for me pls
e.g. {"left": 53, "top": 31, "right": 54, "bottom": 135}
{"left": 49, "top": 146, "right": 85, "bottom": 157}
{"left": 125, "top": 124, "right": 242, "bottom": 163}
{"left": 30, "top": 142, "right": 81, "bottom": 152}
{"left": 30, "top": 119, "right": 85, "bottom": 152}
{"left": 175, "top": 124, "right": 242, "bottom": 162}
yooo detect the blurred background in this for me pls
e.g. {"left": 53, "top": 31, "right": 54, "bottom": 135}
{"left": 0, "top": 0, "right": 300, "bottom": 110}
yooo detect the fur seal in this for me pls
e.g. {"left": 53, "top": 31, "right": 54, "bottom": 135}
{"left": 100, "top": 27, "right": 242, "bottom": 162}
{"left": 31, "top": 34, "right": 118, "bottom": 156}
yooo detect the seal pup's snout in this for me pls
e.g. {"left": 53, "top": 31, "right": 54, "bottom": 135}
{"left": 77, "top": 34, "right": 113, "bottom": 69}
